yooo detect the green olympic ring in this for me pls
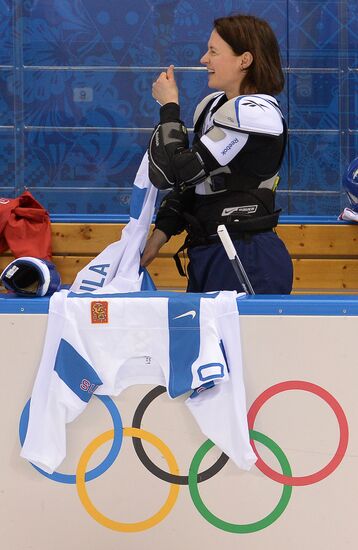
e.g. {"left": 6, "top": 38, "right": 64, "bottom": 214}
{"left": 188, "top": 429, "right": 292, "bottom": 533}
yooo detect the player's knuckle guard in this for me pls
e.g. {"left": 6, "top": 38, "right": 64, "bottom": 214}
{"left": 161, "top": 194, "right": 183, "bottom": 216}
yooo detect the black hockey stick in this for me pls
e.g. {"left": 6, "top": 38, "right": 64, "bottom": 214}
{"left": 217, "top": 224, "right": 255, "bottom": 295}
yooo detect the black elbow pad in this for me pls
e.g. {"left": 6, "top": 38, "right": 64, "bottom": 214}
{"left": 148, "top": 122, "right": 189, "bottom": 190}
{"left": 171, "top": 150, "right": 207, "bottom": 190}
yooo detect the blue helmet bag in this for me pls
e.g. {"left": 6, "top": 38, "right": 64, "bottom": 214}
{"left": 0, "top": 257, "right": 61, "bottom": 297}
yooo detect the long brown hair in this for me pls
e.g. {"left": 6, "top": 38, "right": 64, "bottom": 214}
{"left": 214, "top": 14, "right": 284, "bottom": 95}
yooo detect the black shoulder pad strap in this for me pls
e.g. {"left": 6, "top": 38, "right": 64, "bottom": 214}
{"left": 193, "top": 93, "right": 226, "bottom": 134}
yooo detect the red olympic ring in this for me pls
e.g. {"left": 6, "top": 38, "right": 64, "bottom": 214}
{"left": 247, "top": 380, "right": 349, "bottom": 486}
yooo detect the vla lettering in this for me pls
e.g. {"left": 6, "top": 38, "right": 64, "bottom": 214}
{"left": 79, "top": 263, "right": 110, "bottom": 291}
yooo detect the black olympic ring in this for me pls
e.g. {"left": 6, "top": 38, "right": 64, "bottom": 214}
{"left": 131, "top": 385, "right": 229, "bottom": 485}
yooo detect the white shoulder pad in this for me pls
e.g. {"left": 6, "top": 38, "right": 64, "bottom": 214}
{"left": 193, "top": 92, "right": 225, "bottom": 127}
{"left": 213, "top": 94, "right": 283, "bottom": 137}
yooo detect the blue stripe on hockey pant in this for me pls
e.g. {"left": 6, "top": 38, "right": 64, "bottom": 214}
{"left": 54, "top": 339, "right": 103, "bottom": 402}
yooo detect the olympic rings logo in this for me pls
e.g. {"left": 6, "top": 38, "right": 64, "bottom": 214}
{"left": 19, "top": 380, "right": 349, "bottom": 534}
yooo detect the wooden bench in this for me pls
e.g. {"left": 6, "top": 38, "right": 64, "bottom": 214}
{"left": 1, "top": 223, "right": 358, "bottom": 293}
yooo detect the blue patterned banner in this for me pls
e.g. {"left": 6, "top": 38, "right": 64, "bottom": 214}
{"left": 0, "top": 0, "right": 356, "bottom": 217}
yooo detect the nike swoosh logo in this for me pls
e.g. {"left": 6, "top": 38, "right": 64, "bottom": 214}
{"left": 222, "top": 207, "right": 239, "bottom": 216}
{"left": 173, "top": 310, "right": 196, "bottom": 320}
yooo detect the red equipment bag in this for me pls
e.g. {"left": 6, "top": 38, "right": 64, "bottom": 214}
{"left": 0, "top": 190, "right": 52, "bottom": 260}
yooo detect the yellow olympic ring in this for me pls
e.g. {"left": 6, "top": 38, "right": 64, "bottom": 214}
{"left": 76, "top": 427, "right": 180, "bottom": 532}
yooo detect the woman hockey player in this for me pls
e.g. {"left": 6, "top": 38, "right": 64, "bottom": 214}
{"left": 141, "top": 13, "right": 293, "bottom": 294}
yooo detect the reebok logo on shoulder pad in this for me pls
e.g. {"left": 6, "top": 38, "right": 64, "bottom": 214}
{"left": 221, "top": 138, "right": 239, "bottom": 156}
{"left": 242, "top": 99, "right": 269, "bottom": 110}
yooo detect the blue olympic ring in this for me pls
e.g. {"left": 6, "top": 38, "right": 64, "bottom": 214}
{"left": 19, "top": 395, "right": 123, "bottom": 484}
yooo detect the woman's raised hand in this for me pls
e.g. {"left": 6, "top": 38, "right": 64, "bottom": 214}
{"left": 152, "top": 64, "right": 179, "bottom": 106}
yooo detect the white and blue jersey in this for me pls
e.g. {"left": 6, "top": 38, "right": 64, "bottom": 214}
{"left": 21, "top": 290, "right": 256, "bottom": 474}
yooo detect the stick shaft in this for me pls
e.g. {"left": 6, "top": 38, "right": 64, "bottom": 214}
{"left": 217, "top": 225, "right": 255, "bottom": 295}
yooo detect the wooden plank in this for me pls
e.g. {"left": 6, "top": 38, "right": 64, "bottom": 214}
{"left": 146, "top": 257, "right": 187, "bottom": 289}
{"left": 2, "top": 222, "right": 358, "bottom": 293}
{"left": 45, "top": 256, "right": 95, "bottom": 285}
{"left": 148, "top": 257, "right": 358, "bottom": 292}
{"left": 159, "top": 225, "right": 358, "bottom": 257}
{"left": 52, "top": 256, "right": 188, "bottom": 289}
{"left": 292, "top": 258, "right": 358, "bottom": 290}
{"left": 49, "top": 223, "right": 358, "bottom": 257}
{"left": 2, "top": 254, "right": 358, "bottom": 292}
{"left": 276, "top": 225, "right": 358, "bottom": 257}
{"left": 50, "top": 223, "right": 186, "bottom": 256}
{"left": 51, "top": 224, "right": 123, "bottom": 255}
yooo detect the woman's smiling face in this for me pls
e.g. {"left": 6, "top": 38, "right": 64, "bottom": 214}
{"left": 200, "top": 29, "right": 251, "bottom": 99}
